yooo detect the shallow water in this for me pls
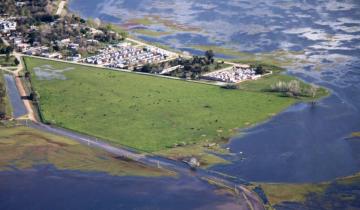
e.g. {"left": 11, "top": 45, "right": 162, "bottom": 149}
{"left": 69, "top": 0, "right": 360, "bottom": 183}
{"left": 33, "top": 65, "right": 74, "bottom": 80}
{"left": 4, "top": 74, "right": 27, "bottom": 118}
{"left": 0, "top": 166, "right": 240, "bottom": 210}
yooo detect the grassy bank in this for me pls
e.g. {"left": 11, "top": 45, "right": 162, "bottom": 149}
{"left": 259, "top": 173, "right": 360, "bottom": 209}
{"left": 0, "top": 125, "right": 172, "bottom": 176}
{"left": 24, "top": 57, "right": 323, "bottom": 156}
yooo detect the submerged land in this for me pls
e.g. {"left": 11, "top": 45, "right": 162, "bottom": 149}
{"left": 23, "top": 56, "right": 327, "bottom": 166}
{"left": 259, "top": 173, "right": 360, "bottom": 209}
{"left": 4, "top": 1, "right": 360, "bottom": 210}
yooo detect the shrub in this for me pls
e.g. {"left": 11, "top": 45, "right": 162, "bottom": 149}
{"left": 271, "top": 81, "right": 288, "bottom": 92}
{"left": 222, "top": 84, "right": 239, "bottom": 89}
{"left": 271, "top": 80, "right": 302, "bottom": 97}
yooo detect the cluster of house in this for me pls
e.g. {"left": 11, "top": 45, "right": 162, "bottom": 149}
{"left": 83, "top": 42, "right": 171, "bottom": 69}
{"left": 11, "top": 35, "right": 84, "bottom": 61}
{"left": 203, "top": 64, "right": 261, "bottom": 83}
{"left": 0, "top": 19, "right": 17, "bottom": 34}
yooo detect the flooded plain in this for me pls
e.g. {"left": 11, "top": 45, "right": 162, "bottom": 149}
{"left": 2, "top": 0, "right": 360, "bottom": 209}
{"left": 69, "top": 0, "right": 360, "bottom": 183}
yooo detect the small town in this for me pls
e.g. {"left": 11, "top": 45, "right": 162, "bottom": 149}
{"left": 0, "top": 0, "right": 268, "bottom": 85}
{"left": 84, "top": 42, "right": 174, "bottom": 69}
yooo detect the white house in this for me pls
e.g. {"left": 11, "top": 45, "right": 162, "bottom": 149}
{"left": 0, "top": 20, "right": 17, "bottom": 33}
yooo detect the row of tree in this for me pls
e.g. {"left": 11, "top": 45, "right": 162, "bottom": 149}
{"left": 137, "top": 50, "right": 219, "bottom": 79}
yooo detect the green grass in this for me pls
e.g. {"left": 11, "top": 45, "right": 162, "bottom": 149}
{"left": 260, "top": 172, "right": 360, "bottom": 208}
{"left": 156, "top": 141, "right": 230, "bottom": 168}
{"left": 128, "top": 17, "right": 156, "bottom": 26}
{"left": 259, "top": 182, "right": 327, "bottom": 205}
{"left": 25, "top": 57, "right": 315, "bottom": 152}
{"left": 238, "top": 74, "right": 329, "bottom": 100}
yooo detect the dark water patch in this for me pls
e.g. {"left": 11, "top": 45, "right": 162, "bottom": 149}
{"left": 212, "top": 91, "right": 360, "bottom": 183}
{"left": 0, "top": 165, "right": 240, "bottom": 210}
{"left": 98, "top": 13, "right": 122, "bottom": 23}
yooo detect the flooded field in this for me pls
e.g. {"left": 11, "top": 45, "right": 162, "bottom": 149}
{"left": 33, "top": 65, "right": 74, "bottom": 80}
{"left": 0, "top": 126, "right": 243, "bottom": 210}
{"left": 69, "top": 0, "right": 360, "bottom": 183}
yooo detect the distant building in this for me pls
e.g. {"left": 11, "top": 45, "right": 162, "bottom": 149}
{"left": 16, "top": 43, "right": 30, "bottom": 52}
{"left": 16, "top": 2, "right": 28, "bottom": 7}
{"left": 68, "top": 54, "right": 82, "bottom": 61}
{"left": 86, "top": 39, "right": 99, "bottom": 45}
{"left": 0, "top": 19, "right": 17, "bottom": 33}
{"left": 68, "top": 43, "right": 79, "bottom": 50}
{"left": 42, "top": 52, "right": 63, "bottom": 59}
{"left": 88, "top": 27, "right": 104, "bottom": 35}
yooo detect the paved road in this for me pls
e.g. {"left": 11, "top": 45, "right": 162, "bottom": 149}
{"left": 56, "top": 1, "right": 66, "bottom": 16}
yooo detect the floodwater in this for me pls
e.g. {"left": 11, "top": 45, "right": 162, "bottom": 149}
{"left": 69, "top": 0, "right": 360, "bottom": 183}
{"left": 3, "top": 0, "right": 360, "bottom": 209}
{"left": 3, "top": 74, "right": 27, "bottom": 118}
{"left": 33, "top": 65, "right": 74, "bottom": 80}
{"left": 0, "top": 166, "right": 240, "bottom": 210}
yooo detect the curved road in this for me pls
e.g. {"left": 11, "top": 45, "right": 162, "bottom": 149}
{"left": 5, "top": 54, "right": 265, "bottom": 210}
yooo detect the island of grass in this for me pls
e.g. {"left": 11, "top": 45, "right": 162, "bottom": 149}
{"left": 23, "top": 57, "right": 327, "bottom": 163}
{"left": 258, "top": 172, "right": 360, "bottom": 209}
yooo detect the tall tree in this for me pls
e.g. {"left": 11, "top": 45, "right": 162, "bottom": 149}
{"left": 205, "top": 50, "right": 214, "bottom": 63}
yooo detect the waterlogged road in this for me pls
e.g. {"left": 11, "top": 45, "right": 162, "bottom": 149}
{"left": 25, "top": 120, "right": 264, "bottom": 210}
{"left": 3, "top": 74, "right": 27, "bottom": 118}
{"left": 6, "top": 55, "right": 265, "bottom": 210}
